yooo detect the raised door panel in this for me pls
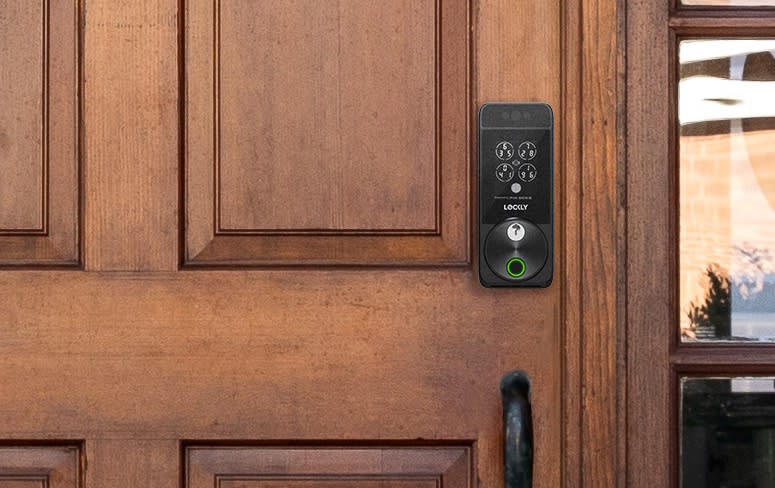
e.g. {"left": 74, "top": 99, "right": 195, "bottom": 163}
{"left": 0, "top": 445, "right": 80, "bottom": 488}
{"left": 186, "top": 446, "right": 470, "bottom": 488}
{"left": 0, "top": 1, "right": 44, "bottom": 231}
{"left": 0, "top": 0, "right": 79, "bottom": 266}
{"left": 184, "top": 0, "right": 468, "bottom": 266}
{"left": 218, "top": 480, "right": 437, "bottom": 488}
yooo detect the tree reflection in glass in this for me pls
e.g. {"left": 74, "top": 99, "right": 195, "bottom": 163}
{"left": 680, "top": 39, "right": 775, "bottom": 341}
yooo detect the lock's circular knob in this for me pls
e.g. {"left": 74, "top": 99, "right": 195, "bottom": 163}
{"left": 484, "top": 218, "right": 548, "bottom": 281}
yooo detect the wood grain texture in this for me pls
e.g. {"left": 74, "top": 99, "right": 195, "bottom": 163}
{"left": 218, "top": 479, "right": 436, "bottom": 488}
{"left": 2, "top": 2, "right": 571, "bottom": 488}
{"left": 184, "top": 0, "right": 469, "bottom": 266}
{"left": 561, "top": 1, "right": 624, "bottom": 486}
{"left": 0, "top": 0, "right": 79, "bottom": 265}
{"left": 186, "top": 446, "right": 470, "bottom": 488}
{"left": 680, "top": 0, "right": 775, "bottom": 6}
{"left": 217, "top": 0, "right": 437, "bottom": 232}
{"left": 0, "top": 480, "right": 46, "bottom": 488}
{"left": 579, "top": 0, "right": 623, "bottom": 487}
{"left": 83, "top": 0, "right": 178, "bottom": 271}
{"left": 626, "top": 0, "right": 671, "bottom": 487}
{"left": 561, "top": 0, "right": 583, "bottom": 486}
{"left": 85, "top": 440, "right": 178, "bottom": 488}
{"left": 673, "top": 347, "right": 775, "bottom": 369}
{"left": 626, "top": 5, "right": 775, "bottom": 487}
{"left": 218, "top": 475, "right": 442, "bottom": 488}
{"left": 614, "top": 6, "right": 629, "bottom": 486}
{"left": 669, "top": 15, "right": 775, "bottom": 30}
{"left": 0, "top": 445, "right": 80, "bottom": 488}
{"left": 476, "top": 1, "right": 562, "bottom": 488}
{"left": 0, "top": 269, "right": 560, "bottom": 488}
{"left": 0, "top": 0, "right": 45, "bottom": 231}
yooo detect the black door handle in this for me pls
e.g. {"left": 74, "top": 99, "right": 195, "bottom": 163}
{"left": 500, "top": 370, "right": 533, "bottom": 488}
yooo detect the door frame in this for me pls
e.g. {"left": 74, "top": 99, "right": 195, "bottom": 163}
{"left": 560, "top": 0, "right": 624, "bottom": 486}
{"left": 625, "top": 0, "right": 671, "bottom": 485}
{"left": 624, "top": 1, "right": 775, "bottom": 487}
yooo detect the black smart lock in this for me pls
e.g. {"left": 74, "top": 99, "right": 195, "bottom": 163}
{"left": 479, "top": 102, "right": 553, "bottom": 287}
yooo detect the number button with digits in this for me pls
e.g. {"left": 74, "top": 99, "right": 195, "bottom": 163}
{"left": 495, "top": 141, "right": 514, "bottom": 161}
{"left": 518, "top": 141, "right": 537, "bottom": 160}
{"left": 496, "top": 163, "right": 515, "bottom": 182}
{"left": 518, "top": 163, "right": 537, "bottom": 182}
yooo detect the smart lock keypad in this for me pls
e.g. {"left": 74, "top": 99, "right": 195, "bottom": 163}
{"left": 480, "top": 129, "right": 551, "bottom": 226}
{"left": 479, "top": 103, "right": 553, "bottom": 287}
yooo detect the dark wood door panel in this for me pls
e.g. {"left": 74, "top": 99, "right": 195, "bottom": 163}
{"left": 0, "top": 0, "right": 79, "bottom": 266}
{"left": 184, "top": 0, "right": 468, "bottom": 266}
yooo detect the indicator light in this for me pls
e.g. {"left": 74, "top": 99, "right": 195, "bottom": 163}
{"left": 506, "top": 257, "right": 526, "bottom": 278}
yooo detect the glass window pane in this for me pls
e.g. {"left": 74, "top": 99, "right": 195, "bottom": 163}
{"left": 683, "top": 0, "right": 775, "bottom": 5}
{"left": 682, "top": 377, "right": 775, "bottom": 487}
{"left": 679, "top": 39, "right": 775, "bottom": 342}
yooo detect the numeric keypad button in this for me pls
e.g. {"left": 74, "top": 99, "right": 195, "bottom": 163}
{"left": 518, "top": 141, "right": 537, "bottom": 160}
{"left": 495, "top": 141, "right": 514, "bottom": 161}
{"left": 496, "top": 163, "right": 515, "bottom": 182}
{"left": 518, "top": 163, "right": 537, "bottom": 182}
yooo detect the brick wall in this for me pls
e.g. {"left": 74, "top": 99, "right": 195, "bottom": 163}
{"left": 680, "top": 128, "right": 775, "bottom": 338}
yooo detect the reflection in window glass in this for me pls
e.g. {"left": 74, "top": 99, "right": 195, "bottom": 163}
{"left": 680, "top": 39, "right": 775, "bottom": 341}
{"left": 682, "top": 377, "right": 775, "bottom": 487}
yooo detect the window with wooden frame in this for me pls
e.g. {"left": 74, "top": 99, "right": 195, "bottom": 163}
{"left": 627, "top": 0, "right": 775, "bottom": 486}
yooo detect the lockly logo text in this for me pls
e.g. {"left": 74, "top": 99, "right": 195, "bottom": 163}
{"left": 504, "top": 204, "right": 528, "bottom": 211}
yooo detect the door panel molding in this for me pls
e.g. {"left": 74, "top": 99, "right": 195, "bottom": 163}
{"left": 0, "top": 445, "right": 81, "bottom": 488}
{"left": 182, "top": 0, "right": 469, "bottom": 266}
{"left": 185, "top": 445, "right": 471, "bottom": 488}
{"left": 0, "top": 0, "right": 80, "bottom": 267}
{"left": 0, "top": 0, "right": 48, "bottom": 234}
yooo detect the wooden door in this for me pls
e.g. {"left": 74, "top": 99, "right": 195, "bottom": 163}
{"left": 0, "top": 1, "right": 619, "bottom": 488}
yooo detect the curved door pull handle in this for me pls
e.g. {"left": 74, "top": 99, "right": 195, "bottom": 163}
{"left": 500, "top": 370, "right": 533, "bottom": 488}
